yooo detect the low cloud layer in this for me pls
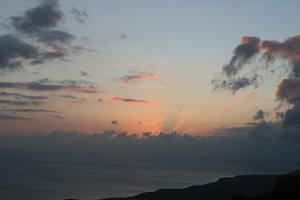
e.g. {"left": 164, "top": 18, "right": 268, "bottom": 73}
{"left": 213, "top": 34, "right": 300, "bottom": 127}
{"left": 1, "top": 123, "right": 300, "bottom": 170}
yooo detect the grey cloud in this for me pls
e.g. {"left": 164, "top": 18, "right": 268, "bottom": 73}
{"left": 119, "top": 34, "right": 128, "bottom": 39}
{"left": 212, "top": 75, "right": 261, "bottom": 94}
{"left": 0, "top": 35, "right": 39, "bottom": 70}
{"left": 3, "top": 108, "right": 57, "bottom": 113}
{"left": 10, "top": 0, "right": 62, "bottom": 34}
{"left": 111, "top": 120, "right": 119, "bottom": 125}
{"left": 0, "top": 91, "right": 48, "bottom": 100}
{"left": 0, "top": 0, "right": 90, "bottom": 70}
{"left": 213, "top": 33, "right": 300, "bottom": 127}
{"left": 253, "top": 110, "right": 267, "bottom": 121}
{"left": 0, "top": 114, "right": 31, "bottom": 120}
{"left": 57, "top": 94, "right": 86, "bottom": 100}
{"left": 0, "top": 99, "right": 36, "bottom": 106}
{"left": 0, "top": 79, "right": 101, "bottom": 94}
{"left": 79, "top": 70, "right": 89, "bottom": 76}
{"left": 1, "top": 125, "right": 300, "bottom": 170}
{"left": 37, "top": 30, "right": 75, "bottom": 48}
{"left": 71, "top": 7, "right": 88, "bottom": 24}
{"left": 222, "top": 36, "right": 261, "bottom": 77}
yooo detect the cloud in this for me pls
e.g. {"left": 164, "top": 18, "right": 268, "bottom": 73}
{"left": 2, "top": 108, "right": 57, "bottom": 113}
{"left": 1, "top": 125, "right": 300, "bottom": 170}
{"left": 253, "top": 110, "right": 267, "bottom": 121}
{"left": 0, "top": 99, "right": 41, "bottom": 106}
{"left": 0, "top": 92, "right": 48, "bottom": 100}
{"left": 0, "top": 35, "right": 39, "bottom": 70}
{"left": 57, "top": 94, "right": 86, "bottom": 100}
{"left": 0, "top": 114, "right": 31, "bottom": 120}
{"left": 79, "top": 70, "right": 89, "bottom": 77}
{"left": 212, "top": 75, "right": 261, "bottom": 94}
{"left": 111, "top": 120, "right": 119, "bottom": 125}
{"left": 71, "top": 7, "right": 88, "bottom": 24}
{"left": 37, "top": 30, "right": 75, "bottom": 48}
{"left": 107, "top": 97, "right": 164, "bottom": 105}
{"left": 47, "top": 114, "right": 63, "bottom": 119}
{"left": 0, "top": 0, "right": 90, "bottom": 71}
{"left": 0, "top": 79, "right": 101, "bottom": 94}
{"left": 10, "top": 0, "right": 62, "bottom": 34}
{"left": 119, "top": 34, "right": 128, "bottom": 39}
{"left": 222, "top": 36, "right": 261, "bottom": 77}
{"left": 276, "top": 78, "right": 300, "bottom": 100}
{"left": 213, "top": 33, "right": 300, "bottom": 127}
{"left": 120, "top": 72, "right": 160, "bottom": 82}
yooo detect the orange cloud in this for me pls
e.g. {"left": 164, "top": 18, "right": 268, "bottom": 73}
{"left": 120, "top": 72, "right": 160, "bottom": 82}
{"left": 98, "top": 96, "right": 164, "bottom": 105}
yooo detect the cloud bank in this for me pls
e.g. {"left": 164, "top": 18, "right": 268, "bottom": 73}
{"left": 1, "top": 123, "right": 300, "bottom": 170}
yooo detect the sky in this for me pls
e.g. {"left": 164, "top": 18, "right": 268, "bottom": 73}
{"left": 1, "top": 0, "right": 300, "bottom": 136}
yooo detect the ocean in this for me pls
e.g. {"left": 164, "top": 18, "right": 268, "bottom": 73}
{"left": 0, "top": 158, "right": 295, "bottom": 200}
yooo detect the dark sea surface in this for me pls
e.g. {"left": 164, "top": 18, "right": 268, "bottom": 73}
{"left": 0, "top": 158, "right": 296, "bottom": 200}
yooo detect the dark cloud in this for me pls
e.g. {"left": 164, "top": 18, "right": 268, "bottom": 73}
{"left": 0, "top": 114, "right": 31, "bottom": 120}
{"left": 0, "top": 35, "right": 39, "bottom": 70}
{"left": 0, "top": 79, "right": 101, "bottom": 94}
{"left": 79, "top": 70, "right": 89, "bottom": 76}
{"left": 0, "top": 99, "right": 40, "bottom": 106}
{"left": 222, "top": 36, "right": 261, "bottom": 77}
{"left": 3, "top": 108, "right": 57, "bottom": 113}
{"left": 10, "top": 0, "right": 62, "bottom": 34}
{"left": 276, "top": 78, "right": 300, "bottom": 100}
{"left": 0, "top": 92, "right": 47, "bottom": 100}
{"left": 39, "top": 49, "right": 67, "bottom": 61}
{"left": 0, "top": 0, "right": 90, "bottom": 70}
{"left": 37, "top": 30, "right": 75, "bottom": 48}
{"left": 212, "top": 75, "right": 261, "bottom": 94}
{"left": 1, "top": 125, "right": 300, "bottom": 169}
{"left": 214, "top": 33, "right": 300, "bottom": 128}
{"left": 109, "top": 96, "right": 163, "bottom": 105}
{"left": 111, "top": 120, "right": 119, "bottom": 125}
{"left": 71, "top": 7, "right": 88, "bottom": 24}
{"left": 253, "top": 110, "right": 267, "bottom": 121}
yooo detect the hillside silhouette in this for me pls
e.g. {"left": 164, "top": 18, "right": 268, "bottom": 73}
{"left": 100, "top": 170, "right": 300, "bottom": 200}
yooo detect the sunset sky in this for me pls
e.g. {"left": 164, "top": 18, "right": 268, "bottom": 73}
{"left": 1, "top": 0, "right": 300, "bottom": 136}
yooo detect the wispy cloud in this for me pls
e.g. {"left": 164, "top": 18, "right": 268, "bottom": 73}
{"left": 0, "top": 92, "right": 48, "bottom": 100}
{"left": 2, "top": 108, "right": 57, "bottom": 113}
{"left": 0, "top": 99, "right": 41, "bottom": 106}
{"left": 0, "top": 114, "right": 31, "bottom": 120}
{"left": 0, "top": 79, "right": 101, "bottom": 94}
{"left": 120, "top": 72, "right": 160, "bottom": 82}
{"left": 99, "top": 97, "right": 164, "bottom": 105}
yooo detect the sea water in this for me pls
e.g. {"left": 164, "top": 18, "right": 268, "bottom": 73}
{"left": 0, "top": 158, "right": 294, "bottom": 200}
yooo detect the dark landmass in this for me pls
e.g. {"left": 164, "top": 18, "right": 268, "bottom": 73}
{"left": 99, "top": 170, "right": 300, "bottom": 200}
